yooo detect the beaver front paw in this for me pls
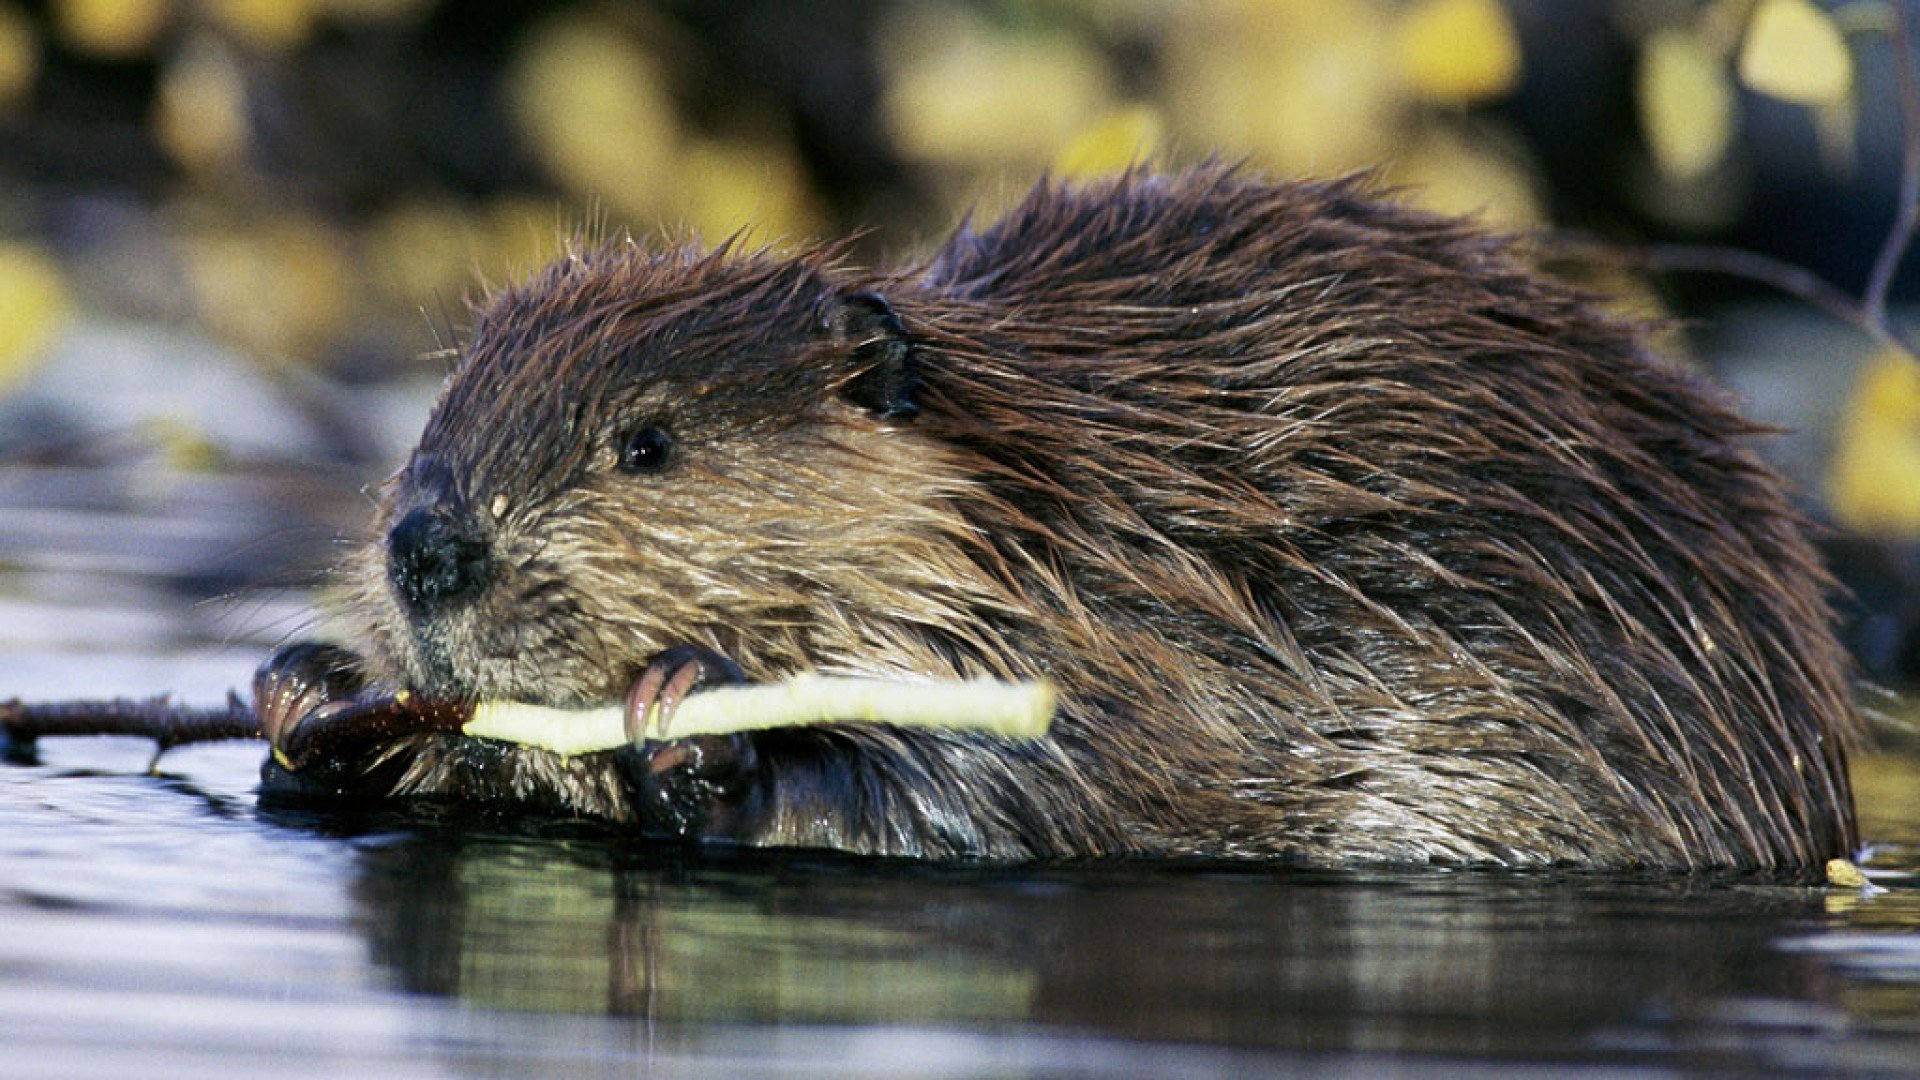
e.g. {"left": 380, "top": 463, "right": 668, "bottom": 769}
{"left": 254, "top": 640, "right": 401, "bottom": 796}
{"left": 257, "top": 638, "right": 466, "bottom": 791}
{"left": 618, "top": 731, "right": 761, "bottom": 839}
{"left": 253, "top": 641, "right": 369, "bottom": 751}
{"left": 614, "top": 645, "right": 760, "bottom": 839}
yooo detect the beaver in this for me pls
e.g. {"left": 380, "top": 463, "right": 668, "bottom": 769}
{"left": 259, "top": 164, "right": 1860, "bottom": 872}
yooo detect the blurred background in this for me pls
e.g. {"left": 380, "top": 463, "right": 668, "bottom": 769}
{"left": 1, "top": 0, "right": 1918, "bottom": 691}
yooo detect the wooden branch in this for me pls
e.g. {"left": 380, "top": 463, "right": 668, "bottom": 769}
{"left": 2, "top": 676, "right": 1058, "bottom": 770}
{"left": 0, "top": 695, "right": 258, "bottom": 749}
{"left": 466, "top": 676, "right": 1058, "bottom": 757}
{"left": 1549, "top": 234, "right": 1920, "bottom": 358}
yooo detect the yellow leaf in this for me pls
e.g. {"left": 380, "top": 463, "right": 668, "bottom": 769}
{"left": 476, "top": 197, "right": 564, "bottom": 285}
{"left": 203, "top": 0, "right": 315, "bottom": 51}
{"left": 181, "top": 215, "right": 350, "bottom": 360}
{"left": 153, "top": 35, "right": 249, "bottom": 174}
{"left": 1829, "top": 349, "right": 1920, "bottom": 533}
{"left": 365, "top": 198, "right": 481, "bottom": 304}
{"left": 0, "top": 3, "right": 39, "bottom": 106}
{"left": 1166, "top": 0, "right": 1399, "bottom": 177}
{"left": 1053, "top": 106, "right": 1164, "bottom": 179}
{"left": 52, "top": 0, "right": 169, "bottom": 58}
{"left": 1384, "top": 123, "right": 1543, "bottom": 228}
{"left": 1825, "top": 857, "right": 1870, "bottom": 888}
{"left": 0, "top": 244, "right": 72, "bottom": 390}
{"left": 140, "top": 415, "right": 224, "bottom": 473}
{"left": 1639, "top": 28, "right": 1737, "bottom": 182}
{"left": 1737, "top": 0, "right": 1853, "bottom": 104}
{"left": 316, "top": 0, "right": 433, "bottom": 24}
{"left": 1395, "top": 0, "right": 1522, "bottom": 104}
{"left": 668, "top": 136, "right": 821, "bottom": 246}
{"left": 506, "top": 10, "right": 679, "bottom": 223}
{"left": 882, "top": 5, "right": 1115, "bottom": 167}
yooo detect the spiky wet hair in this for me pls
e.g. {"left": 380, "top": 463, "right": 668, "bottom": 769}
{"left": 335, "top": 164, "right": 1857, "bottom": 870}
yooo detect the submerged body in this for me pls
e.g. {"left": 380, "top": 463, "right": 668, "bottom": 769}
{"left": 264, "top": 166, "right": 1859, "bottom": 872}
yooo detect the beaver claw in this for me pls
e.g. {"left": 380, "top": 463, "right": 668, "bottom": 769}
{"left": 253, "top": 640, "right": 384, "bottom": 794}
{"left": 615, "top": 645, "right": 758, "bottom": 839}
{"left": 621, "top": 644, "right": 746, "bottom": 740}
{"left": 254, "top": 641, "right": 370, "bottom": 753}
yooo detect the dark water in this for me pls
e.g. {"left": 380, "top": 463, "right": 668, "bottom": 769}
{"left": 5, "top": 734, "right": 1919, "bottom": 1080}
{"left": 3, "top": 455, "right": 1920, "bottom": 1077}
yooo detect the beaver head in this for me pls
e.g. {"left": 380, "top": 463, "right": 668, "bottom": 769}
{"left": 345, "top": 243, "right": 988, "bottom": 708}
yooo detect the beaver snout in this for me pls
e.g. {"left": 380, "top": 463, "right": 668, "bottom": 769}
{"left": 386, "top": 501, "right": 491, "bottom": 615}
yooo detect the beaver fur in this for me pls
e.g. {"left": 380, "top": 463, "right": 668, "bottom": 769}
{"left": 263, "top": 165, "right": 1860, "bottom": 872}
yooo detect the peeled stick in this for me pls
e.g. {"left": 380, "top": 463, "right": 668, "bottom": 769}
{"left": 463, "top": 675, "right": 1057, "bottom": 757}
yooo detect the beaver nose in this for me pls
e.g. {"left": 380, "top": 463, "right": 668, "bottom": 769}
{"left": 387, "top": 505, "right": 491, "bottom": 613}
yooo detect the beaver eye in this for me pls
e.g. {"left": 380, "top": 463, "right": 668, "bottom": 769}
{"left": 618, "top": 425, "right": 674, "bottom": 475}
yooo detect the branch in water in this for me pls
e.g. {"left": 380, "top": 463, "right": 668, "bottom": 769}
{"left": 0, "top": 694, "right": 259, "bottom": 750}
{"left": 0, "top": 691, "right": 472, "bottom": 772}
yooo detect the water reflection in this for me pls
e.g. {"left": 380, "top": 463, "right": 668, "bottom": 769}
{"left": 350, "top": 833, "right": 1039, "bottom": 1025}
{"left": 337, "top": 824, "right": 1900, "bottom": 1063}
{"left": 3, "top": 732, "right": 1919, "bottom": 1075}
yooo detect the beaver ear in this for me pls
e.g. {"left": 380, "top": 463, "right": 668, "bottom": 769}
{"left": 822, "top": 290, "right": 920, "bottom": 421}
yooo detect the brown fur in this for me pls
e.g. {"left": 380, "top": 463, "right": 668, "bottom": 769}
{"left": 319, "top": 165, "right": 1858, "bottom": 871}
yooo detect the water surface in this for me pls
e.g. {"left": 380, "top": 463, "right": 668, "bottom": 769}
{"left": 5, "top": 727, "right": 1919, "bottom": 1077}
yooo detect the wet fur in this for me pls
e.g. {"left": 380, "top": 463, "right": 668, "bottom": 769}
{"left": 329, "top": 166, "right": 1858, "bottom": 871}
